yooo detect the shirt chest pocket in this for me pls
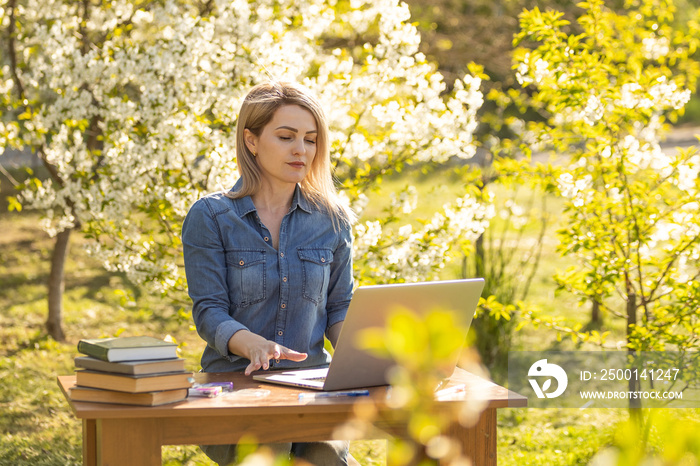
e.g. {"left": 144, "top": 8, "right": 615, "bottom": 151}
{"left": 226, "top": 249, "right": 266, "bottom": 307}
{"left": 298, "top": 248, "right": 333, "bottom": 304}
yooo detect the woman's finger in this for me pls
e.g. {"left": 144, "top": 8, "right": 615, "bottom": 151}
{"left": 245, "top": 350, "right": 268, "bottom": 375}
{"left": 245, "top": 360, "right": 260, "bottom": 376}
{"left": 279, "top": 346, "right": 307, "bottom": 361}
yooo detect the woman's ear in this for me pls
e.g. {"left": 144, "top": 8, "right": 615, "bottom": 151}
{"left": 243, "top": 128, "right": 258, "bottom": 156}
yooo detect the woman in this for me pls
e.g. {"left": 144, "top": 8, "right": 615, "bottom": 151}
{"left": 182, "top": 81, "right": 355, "bottom": 465}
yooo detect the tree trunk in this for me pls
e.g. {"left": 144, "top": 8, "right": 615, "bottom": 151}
{"left": 626, "top": 291, "right": 642, "bottom": 422}
{"left": 46, "top": 228, "right": 71, "bottom": 341}
{"left": 590, "top": 300, "right": 601, "bottom": 325}
{"left": 474, "top": 234, "right": 485, "bottom": 278}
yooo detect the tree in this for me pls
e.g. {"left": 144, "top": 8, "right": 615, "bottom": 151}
{"left": 1, "top": 0, "right": 487, "bottom": 338}
{"left": 512, "top": 0, "right": 700, "bottom": 412}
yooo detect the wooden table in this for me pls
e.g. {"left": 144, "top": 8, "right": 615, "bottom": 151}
{"left": 57, "top": 368, "right": 526, "bottom": 465}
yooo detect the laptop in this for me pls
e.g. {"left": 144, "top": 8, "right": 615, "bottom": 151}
{"left": 253, "top": 279, "right": 485, "bottom": 391}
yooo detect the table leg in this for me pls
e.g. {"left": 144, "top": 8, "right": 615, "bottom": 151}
{"left": 96, "top": 418, "right": 161, "bottom": 466}
{"left": 82, "top": 419, "right": 96, "bottom": 466}
{"left": 448, "top": 407, "right": 497, "bottom": 466}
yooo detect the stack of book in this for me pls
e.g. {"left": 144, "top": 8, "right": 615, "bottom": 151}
{"left": 69, "top": 336, "right": 193, "bottom": 407}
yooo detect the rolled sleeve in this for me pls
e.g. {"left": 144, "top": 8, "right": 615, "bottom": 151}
{"left": 214, "top": 320, "right": 248, "bottom": 358}
{"left": 182, "top": 198, "right": 248, "bottom": 361}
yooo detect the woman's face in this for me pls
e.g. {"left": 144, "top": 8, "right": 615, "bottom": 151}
{"left": 244, "top": 104, "right": 318, "bottom": 190}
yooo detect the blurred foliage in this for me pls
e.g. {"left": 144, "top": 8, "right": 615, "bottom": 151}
{"left": 589, "top": 411, "right": 700, "bottom": 465}
{"left": 356, "top": 307, "right": 489, "bottom": 465}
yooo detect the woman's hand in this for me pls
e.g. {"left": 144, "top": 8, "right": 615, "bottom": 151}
{"left": 227, "top": 330, "right": 307, "bottom": 376}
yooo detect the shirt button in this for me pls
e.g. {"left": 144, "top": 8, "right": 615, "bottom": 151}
{"left": 264, "top": 236, "right": 269, "bottom": 242}
{"left": 239, "top": 260, "right": 244, "bottom": 266}
{"left": 280, "top": 252, "right": 284, "bottom": 258}
{"left": 275, "top": 359, "right": 280, "bottom": 363}
{"left": 321, "top": 257, "right": 326, "bottom": 263}
{"left": 278, "top": 331, "right": 283, "bottom": 336}
{"left": 283, "top": 277, "right": 288, "bottom": 282}
{"left": 281, "top": 303, "right": 286, "bottom": 309}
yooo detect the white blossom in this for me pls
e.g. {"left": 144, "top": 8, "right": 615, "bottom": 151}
{"left": 581, "top": 94, "right": 604, "bottom": 126}
{"left": 516, "top": 53, "right": 550, "bottom": 86}
{"left": 642, "top": 35, "right": 670, "bottom": 60}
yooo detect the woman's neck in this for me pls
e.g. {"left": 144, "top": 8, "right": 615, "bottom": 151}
{"left": 251, "top": 182, "right": 296, "bottom": 215}
{"left": 251, "top": 183, "right": 296, "bottom": 250}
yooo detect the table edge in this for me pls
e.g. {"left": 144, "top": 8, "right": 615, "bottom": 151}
{"left": 57, "top": 372, "right": 526, "bottom": 419}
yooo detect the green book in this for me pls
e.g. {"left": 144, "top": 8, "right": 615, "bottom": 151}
{"left": 77, "top": 336, "right": 178, "bottom": 362}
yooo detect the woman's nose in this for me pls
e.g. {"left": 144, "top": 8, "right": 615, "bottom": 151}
{"left": 292, "top": 139, "right": 306, "bottom": 156}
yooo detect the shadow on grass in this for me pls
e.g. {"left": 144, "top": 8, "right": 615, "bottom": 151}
{"left": 0, "top": 330, "right": 51, "bottom": 359}
{"left": 1, "top": 272, "right": 47, "bottom": 290}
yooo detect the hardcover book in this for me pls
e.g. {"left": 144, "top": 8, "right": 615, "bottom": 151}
{"left": 77, "top": 336, "right": 178, "bottom": 362}
{"left": 74, "top": 356, "right": 186, "bottom": 375}
{"left": 69, "top": 384, "right": 188, "bottom": 406}
{"left": 75, "top": 370, "right": 193, "bottom": 393}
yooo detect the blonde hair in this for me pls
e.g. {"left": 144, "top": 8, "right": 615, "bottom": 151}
{"left": 227, "top": 81, "right": 354, "bottom": 228}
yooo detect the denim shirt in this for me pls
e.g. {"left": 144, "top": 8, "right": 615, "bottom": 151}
{"left": 182, "top": 180, "right": 354, "bottom": 372}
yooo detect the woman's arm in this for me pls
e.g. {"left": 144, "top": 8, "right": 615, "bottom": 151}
{"left": 325, "top": 222, "right": 354, "bottom": 343}
{"left": 183, "top": 199, "right": 249, "bottom": 359}
{"left": 327, "top": 321, "right": 343, "bottom": 348}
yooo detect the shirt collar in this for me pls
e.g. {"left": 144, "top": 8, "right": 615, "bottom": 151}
{"left": 228, "top": 179, "right": 313, "bottom": 217}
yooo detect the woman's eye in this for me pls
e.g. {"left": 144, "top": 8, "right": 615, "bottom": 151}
{"left": 305, "top": 139, "right": 316, "bottom": 145}
{"left": 279, "top": 136, "right": 292, "bottom": 141}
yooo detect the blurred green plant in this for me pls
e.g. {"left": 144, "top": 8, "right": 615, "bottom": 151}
{"left": 355, "top": 307, "right": 488, "bottom": 465}
{"left": 588, "top": 410, "right": 700, "bottom": 466}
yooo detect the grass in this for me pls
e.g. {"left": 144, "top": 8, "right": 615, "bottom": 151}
{"left": 1, "top": 167, "right": 699, "bottom": 465}
{"left": 498, "top": 409, "right": 620, "bottom": 465}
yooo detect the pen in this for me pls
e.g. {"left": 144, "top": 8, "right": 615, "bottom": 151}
{"left": 298, "top": 389, "right": 370, "bottom": 400}
{"left": 192, "top": 382, "right": 234, "bottom": 391}
{"left": 435, "top": 384, "right": 466, "bottom": 398}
